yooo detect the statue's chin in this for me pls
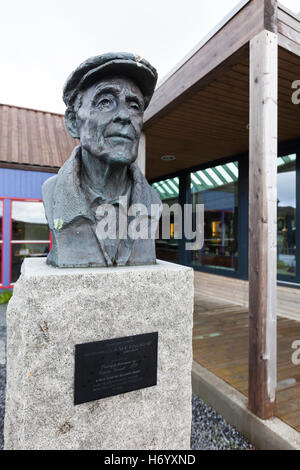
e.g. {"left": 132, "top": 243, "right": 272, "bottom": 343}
{"left": 110, "top": 153, "right": 136, "bottom": 167}
{"left": 80, "top": 142, "right": 137, "bottom": 167}
{"left": 97, "top": 151, "right": 137, "bottom": 167}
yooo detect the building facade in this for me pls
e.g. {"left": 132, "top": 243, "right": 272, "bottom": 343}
{"left": 0, "top": 2, "right": 299, "bottom": 291}
{"left": 0, "top": 0, "right": 299, "bottom": 420}
{"left": 151, "top": 145, "right": 299, "bottom": 286}
{"left": 0, "top": 104, "right": 76, "bottom": 290}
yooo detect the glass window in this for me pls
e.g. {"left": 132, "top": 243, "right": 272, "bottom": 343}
{"left": 0, "top": 200, "right": 3, "bottom": 285}
{"left": 0, "top": 200, "right": 2, "bottom": 240}
{"left": 10, "top": 200, "right": 50, "bottom": 284}
{"left": 152, "top": 178, "right": 180, "bottom": 263}
{"left": 191, "top": 162, "right": 239, "bottom": 272}
{"left": 11, "top": 243, "right": 50, "bottom": 284}
{"left": 277, "top": 154, "right": 296, "bottom": 277}
{"left": 11, "top": 201, "right": 49, "bottom": 241}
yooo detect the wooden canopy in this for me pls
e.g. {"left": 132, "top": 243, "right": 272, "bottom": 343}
{"left": 144, "top": 0, "right": 300, "bottom": 180}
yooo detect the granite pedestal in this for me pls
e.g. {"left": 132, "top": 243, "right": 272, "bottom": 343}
{"left": 4, "top": 258, "right": 194, "bottom": 450}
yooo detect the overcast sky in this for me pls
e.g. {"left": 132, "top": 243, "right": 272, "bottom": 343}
{"left": 0, "top": 0, "right": 298, "bottom": 114}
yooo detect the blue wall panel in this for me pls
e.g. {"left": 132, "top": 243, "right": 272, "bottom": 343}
{"left": 0, "top": 168, "right": 54, "bottom": 199}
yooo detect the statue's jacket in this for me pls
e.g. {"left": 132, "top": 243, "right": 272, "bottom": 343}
{"left": 42, "top": 146, "right": 162, "bottom": 268}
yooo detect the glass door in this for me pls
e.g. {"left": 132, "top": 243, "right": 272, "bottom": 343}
{"left": 191, "top": 161, "right": 239, "bottom": 272}
{"left": 152, "top": 178, "right": 180, "bottom": 263}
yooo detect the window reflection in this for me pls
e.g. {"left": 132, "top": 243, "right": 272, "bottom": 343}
{"left": 191, "top": 162, "right": 239, "bottom": 272}
{"left": 277, "top": 155, "right": 296, "bottom": 277}
{"left": 11, "top": 243, "right": 49, "bottom": 283}
{"left": 11, "top": 201, "right": 49, "bottom": 241}
{"left": 0, "top": 201, "right": 2, "bottom": 285}
{"left": 0, "top": 201, "right": 2, "bottom": 240}
{"left": 10, "top": 200, "right": 50, "bottom": 284}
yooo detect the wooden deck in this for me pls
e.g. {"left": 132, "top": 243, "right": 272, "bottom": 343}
{"left": 194, "top": 271, "right": 300, "bottom": 321}
{"left": 193, "top": 279, "right": 300, "bottom": 433}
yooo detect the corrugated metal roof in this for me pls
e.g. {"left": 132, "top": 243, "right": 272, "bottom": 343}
{"left": 0, "top": 103, "right": 77, "bottom": 169}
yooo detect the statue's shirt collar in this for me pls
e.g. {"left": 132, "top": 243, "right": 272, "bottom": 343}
{"left": 51, "top": 145, "right": 160, "bottom": 229}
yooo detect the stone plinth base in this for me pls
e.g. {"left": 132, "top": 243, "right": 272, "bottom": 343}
{"left": 4, "top": 258, "right": 193, "bottom": 450}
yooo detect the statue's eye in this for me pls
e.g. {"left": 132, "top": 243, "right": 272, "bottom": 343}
{"left": 95, "top": 95, "right": 116, "bottom": 110}
{"left": 99, "top": 98, "right": 112, "bottom": 108}
{"left": 129, "top": 101, "right": 141, "bottom": 111}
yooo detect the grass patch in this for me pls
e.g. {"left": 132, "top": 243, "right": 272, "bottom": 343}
{"left": 0, "top": 290, "right": 13, "bottom": 304}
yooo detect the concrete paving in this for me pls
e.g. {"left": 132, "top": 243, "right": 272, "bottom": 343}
{"left": 192, "top": 361, "right": 300, "bottom": 450}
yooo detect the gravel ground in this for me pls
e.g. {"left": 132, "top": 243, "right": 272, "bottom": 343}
{"left": 191, "top": 394, "right": 254, "bottom": 450}
{"left": 0, "top": 302, "right": 254, "bottom": 451}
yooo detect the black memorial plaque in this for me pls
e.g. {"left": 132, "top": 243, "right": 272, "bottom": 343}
{"left": 74, "top": 332, "right": 158, "bottom": 405}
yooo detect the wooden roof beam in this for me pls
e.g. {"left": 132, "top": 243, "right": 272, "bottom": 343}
{"left": 278, "top": 2, "right": 300, "bottom": 56}
{"left": 144, "top": 0, "right": 279, "bottom": 129}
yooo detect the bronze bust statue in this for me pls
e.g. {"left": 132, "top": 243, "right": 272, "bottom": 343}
{"left": 42, "top": 53, "right": 162, "bottom": 268}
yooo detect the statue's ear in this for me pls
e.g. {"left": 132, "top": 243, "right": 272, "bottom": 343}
{"left": 65, "top": 107, "right": 79, "bottom": 139}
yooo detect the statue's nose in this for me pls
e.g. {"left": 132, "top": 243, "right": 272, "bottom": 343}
{"left": 113, "top": 105, "right": 131, "bottom": 124}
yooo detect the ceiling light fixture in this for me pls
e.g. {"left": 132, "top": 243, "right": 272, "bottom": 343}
{"left": 161, "top": 155, "right": 176, "bottom": 161}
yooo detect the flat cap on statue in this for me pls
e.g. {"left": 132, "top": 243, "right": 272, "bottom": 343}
{"left": 63, "top": 52, "right": 158, "bottom": 109}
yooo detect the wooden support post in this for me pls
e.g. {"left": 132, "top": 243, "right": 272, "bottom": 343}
{"left": 248, "top": 29, "right": 278, "bottom": 419}
{"left": 178, "top": 173, "right": 191, "bottom": 266}
{"left": 137, "top": 132, "right": 146, "bottom": 175}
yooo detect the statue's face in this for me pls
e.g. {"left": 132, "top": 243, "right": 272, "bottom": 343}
{"left": 75, "top": 76, "right": 144, "bottom": 166}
